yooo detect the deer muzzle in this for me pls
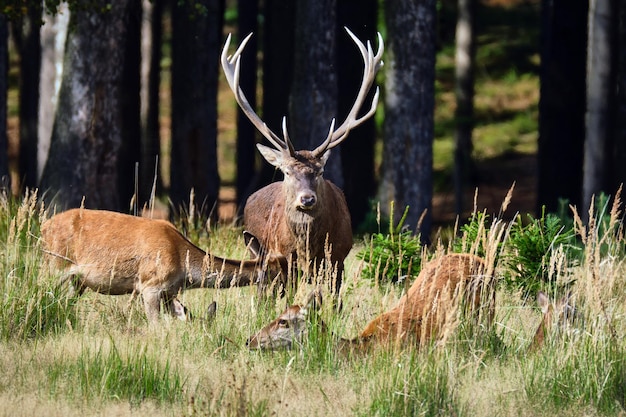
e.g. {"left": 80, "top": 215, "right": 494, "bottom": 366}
{"left": 297, "top": 192, "right": 317, "bottom": 210}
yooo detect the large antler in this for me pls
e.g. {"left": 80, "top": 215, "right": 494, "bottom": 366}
{"left": 221, "top": 28, "right": 383, "bottom": 157}
{"left": 311, "top": 28, "right": 384, "bottom": 157}
{"left": 221, "top": 33, "right": 295, "bottom": 156}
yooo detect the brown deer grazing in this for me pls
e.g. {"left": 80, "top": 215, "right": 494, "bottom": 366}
{"left": 40, "top": 208, "right": 287, "bottom": 323}
{"left": 221, "top": 28, "right": 384, "bottom": 296}
{"left": 529, "top": 291, "right": 578, "bottom": 350}
{"left": 247, "top": 254, "right": 494, "bottom": 350}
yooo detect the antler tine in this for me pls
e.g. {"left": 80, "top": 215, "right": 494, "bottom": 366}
{"left": 312, "top": 28, "right": 384, "bottom": 157}
{"left": 221, "top": 33, "right": 293, "bottom": 154}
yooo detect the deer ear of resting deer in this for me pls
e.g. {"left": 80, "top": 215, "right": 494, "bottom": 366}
{"left": 40, "top": 208, "right": 288, "bottom": 323}
{"left": 221, "top": 28, "right": 384, "bottom": 298}
{"left": 247, "top": 254, "right": 495, "bottom": 350}
{"left": 529, "top": 291, "right": 578, "bottom": 350}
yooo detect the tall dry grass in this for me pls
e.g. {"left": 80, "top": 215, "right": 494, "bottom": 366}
{"left": 0, "top": 188, "right": 625, "bottom": 416}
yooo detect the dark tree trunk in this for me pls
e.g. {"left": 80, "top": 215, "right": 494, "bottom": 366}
{"left": 290, "top": 0, "right": 342, "bottom": 187}
{"left": 119, "top": 0, "right": 142, "bottom": 211}
{"left": 235, "top": 0, "right": 259, "bottom": 211}
{"left": 537, "top": 0, "right": 588, "bottom": 213}
{"left": 40, "top": 1, "right": 132, "bottom": 211}
{"left": 614, "top": 0, "right": 626, "bottom": 198}
{"left": 0, "top": 14, "right": 9, "bottom": 194}
{"left": 170, "top": 0, "right": 224, "bottom": 219}
{"left": 12, "top": 6, "right": 41, "bottom": 191}
{"left": 379, "top": 0, "right": 436, "bottom": 240}
{"left": 139, "top": 0, "right": 164, "bottom": 206}
{"left": 337, "top": 0, "right": 378, "bottom": 229}
{"left": 453, "top": 0, "right": 476, "bottom": 217}
{"left": 257, "top": 0, "right": 295, "bottom": 188}
{"left": 38, "top": 4, "right": 69, "bottom": 182}
{"left": 583, "top": 0, "right": 617, "bottom": 213}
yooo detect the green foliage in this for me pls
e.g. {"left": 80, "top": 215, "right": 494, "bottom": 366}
{"left": 452, "top": 211, "right": 490, "bottom": 258}
{"left": 48, "top": 341, "right": 184, "bottom": 405}
{"left": 357, "top": 203, "right": 422, "bottom": 285}
{"left": 522, "top": 337, "right": 626, "bottom": 414}
{"left": 363, "top": 352, "right": 461, "bottom": 417}
{"left": 502, "top": 208, "right": 576, "bottom": 299}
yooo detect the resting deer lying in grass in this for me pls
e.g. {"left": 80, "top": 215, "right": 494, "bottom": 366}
{"left": 529, "top": 291, "right": 578, "bottom": 350}
{"left": 247, "top": 253, "right": 494, "bottom": 350}
{"left": 221, "top": 28, "right": 384, "bottom": 297}
{"left": 40, "top": 208, "right": 287, "bottom": 323}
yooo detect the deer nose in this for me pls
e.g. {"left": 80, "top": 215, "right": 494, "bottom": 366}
{"left": 299, "top": 194, "right": 317, "bottom": 208}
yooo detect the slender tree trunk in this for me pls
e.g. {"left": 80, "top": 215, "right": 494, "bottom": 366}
{"left": 170, "top": 0, "right": 223, "bottom": 218}
{"left": 337, "top": 0, "right": 378, "bottom": 230}
{"left": 453, "top": 0, "right": 476, "bottom": 217}
{"left": 235, "top": 0, "right": 259, "bottom": 211}
{"left": 12, "top": 6, "right": 41, "bottom": 190}
{"left": 119, "top": 0, "right": 142, "bottom": 211}
{"left": 139, "top": 0, "right": 164, "bottom": 206}
{"left": 614, "top": 0, "right": 626, "bottom": 198}
{"left": 38, "top": 4, "right": 69, "bottom": 182}
{"left": 537, "top": 0, "right": 588, "bottom": 213}
{"left": 379, "top": 0, "right": 436, "bottom": 239}
{"left": 583, "top": 0, "right": 616, "bottom": 213}
{"left": 40, "top": 1, "right": 132, "bottom": 211}
{"left": 0, "top": 14, "right": 9, "bottom": 194}
{"left": 290, "top": 0, "right": 342, "bottom": 187}
{"left": 257, "top": 0, "right": 295, "bottom": 188}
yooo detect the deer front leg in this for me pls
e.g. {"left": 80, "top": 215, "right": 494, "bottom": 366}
{"left": 141, "top": 288, "right": 162, "bottom": 323}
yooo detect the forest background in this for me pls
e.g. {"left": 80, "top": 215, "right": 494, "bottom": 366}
{"left": 0, "top": 0, "right": 624, "bottom": 238}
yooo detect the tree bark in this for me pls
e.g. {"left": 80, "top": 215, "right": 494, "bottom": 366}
{"left": 118, "top": 0, "right": 142, "bottom": 211}
{"left": 40, "top": 1, "right": 132, "bottom": 211}
{"left": 0, "top": 14, "right": 9, "bottom": 194}
{"left": 38, "top": 4, "right": 69, "bottom": 182}
{"left": 257, "top": 0, "right": 295, "bottom": 189}
{"left": 235, "top": 0, "right": 259, "bottom": 211}
{"left": 614, "top": 0, "right": 626, "bottom": 199}
{"left": 139, "top": 0, "right": 164, "bottom": 206}
{"left": 453, "top": 0, "right": 476, "bottom": 217}
{"left": 537, "top": 0, "right": 588, "bottom": 213}
{"left": 170, "top": 0, "right": 224, "bottom": 219}
{"left": 379, "top": 0, "right": 436, "bottom": 240}
{"left": 12, "top": 6, "right": 41, "bottom": 190}
{"left": 290, "top": 0, "right": 342, "bottom": 187}
{"left": 337, "top": 0, "right": 378, "bottom": 230}
{"left": 583, "top": 0, "right": 616, "bottom": 213}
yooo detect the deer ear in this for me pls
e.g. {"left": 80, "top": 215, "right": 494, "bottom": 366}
{"left": 256, "top": 144, "right": 286, "bottom": 169}
{"left": 319, "top": 149, "right": 331, "bottom": 167}
{"left": 243, "top": 230, "right": 263, "bottom": 258}
{"left": 304, "top": 287, "right": 323, "bottom": 312}
{"left": 537, "top": 291, "right": 550, "bottom": 313}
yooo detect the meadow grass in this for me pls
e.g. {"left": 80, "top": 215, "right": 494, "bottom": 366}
{"left": 0, "top": 189, "right": 625, "bottom": 416}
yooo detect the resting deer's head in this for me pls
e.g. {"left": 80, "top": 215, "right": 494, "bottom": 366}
{"left": 247, "top": 289, "right": 323, "bottom": 350}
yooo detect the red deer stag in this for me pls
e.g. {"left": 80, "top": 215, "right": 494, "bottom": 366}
{"left": 221, "top": 28, "right": 384, "bottom": 297}
{"left": 247, "top": 254, "right": 494, "bottom": 350}
{"left": 40, "top": 208, "right": 287, "bottom": 323}
{"left": 529, "top": 291, "right": 578, "bottom": 350}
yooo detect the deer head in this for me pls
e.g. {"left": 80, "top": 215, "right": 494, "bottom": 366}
{"left": 247, "top": 289, "right": 323, "bottom": 349}
{"left": 221, "top": 28, "right": 384, "bottom": 213}
{"left": 530, "top": 291, "right": 579, "bottom": 350}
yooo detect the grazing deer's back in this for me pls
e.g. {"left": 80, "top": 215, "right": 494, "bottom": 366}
{"left": 359, "top": 254, "right": 491, "bottom": 344}
{"left": 40, "top": 209, "right": 187, "bottom": 275}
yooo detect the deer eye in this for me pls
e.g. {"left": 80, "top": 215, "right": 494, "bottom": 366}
{"left": 278, "top": 319, "right": 289, "bottom": 328}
